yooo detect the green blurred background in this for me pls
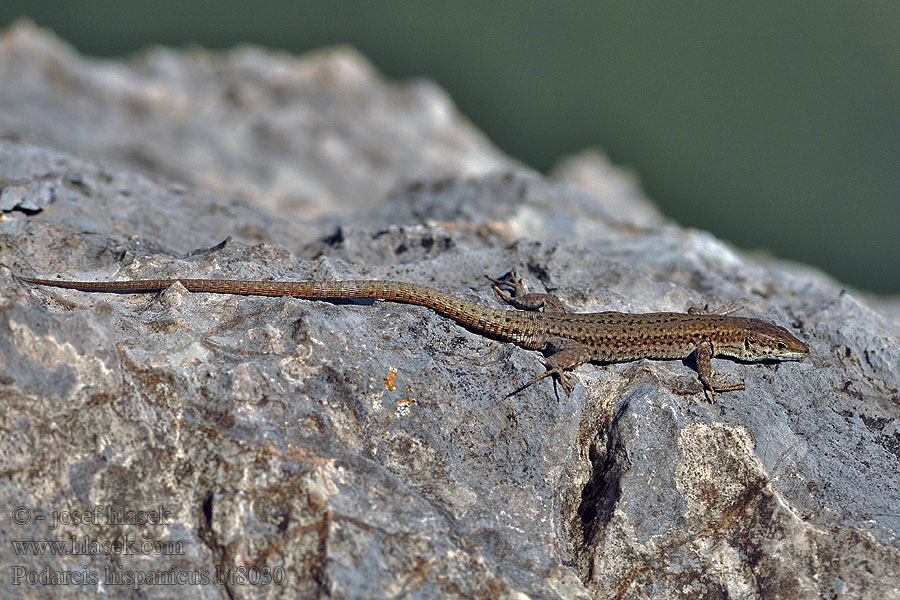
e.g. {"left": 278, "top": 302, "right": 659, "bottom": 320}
{"left": 2, "top": 2, "right": 897, "bottom": 294}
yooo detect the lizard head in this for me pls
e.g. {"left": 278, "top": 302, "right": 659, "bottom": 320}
{"left": 723, "top": 319, "right": 809, "bottom": 362}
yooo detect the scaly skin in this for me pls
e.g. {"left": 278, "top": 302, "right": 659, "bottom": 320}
{"left": 16, "top": 271, "right": 809, "bottom": 399}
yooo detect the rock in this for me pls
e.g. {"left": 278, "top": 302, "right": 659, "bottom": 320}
{"left": 551, "top": 149, "right": 664, "bottom": 229}
{"left": 1, "top": 21, "right": 898, "bottom": 600}
{"left": 0, "top": 19, "right": 511, "bottom": 217}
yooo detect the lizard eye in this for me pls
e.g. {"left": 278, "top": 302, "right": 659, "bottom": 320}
{"left": 776, "top": 341, "right": 787, "bottom": 350}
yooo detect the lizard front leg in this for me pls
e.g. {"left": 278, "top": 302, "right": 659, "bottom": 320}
{"left": 695, "top": 341, "right": 744, "bottom": 401}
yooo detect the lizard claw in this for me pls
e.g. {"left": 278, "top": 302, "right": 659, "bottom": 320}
{"left": 556, "top": 370, "right": 574, "bottom": 395}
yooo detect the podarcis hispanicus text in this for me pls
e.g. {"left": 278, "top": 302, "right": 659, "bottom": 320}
{"left": 17, "top": 271, "right": 809, "bottom": 399}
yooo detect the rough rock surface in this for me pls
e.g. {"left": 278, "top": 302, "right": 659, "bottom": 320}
{"left": 1, "top": 21, "right": 899, "bottom": 600}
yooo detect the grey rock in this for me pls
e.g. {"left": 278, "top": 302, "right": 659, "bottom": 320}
{"left": 2, "top": 21, "right": 899, "bottom": 600}
{"left": 0, "top": 19, "right": 512, "bottom": 217}
{"left": 551, "top": 149, "right": 665, "bottom": 229}
{"left": 0, "top": 177, "right": 53, "bottom": 212}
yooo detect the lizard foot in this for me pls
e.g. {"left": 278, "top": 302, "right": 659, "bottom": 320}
{"left": 688, "top": 301, "right": 743, "bottom": 316}
{"left": 703, "top": 373, "right": 745, "bottom": 402}
{"left": 486, "top": 270, "right": 567, "bottom": 313}
{"left": 507, "top": 363, "right": 575, "bottom": 397}
{"left": 485, "top": 270, "right": 526, "bottom": 304}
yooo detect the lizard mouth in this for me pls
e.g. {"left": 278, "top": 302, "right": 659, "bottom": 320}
{"left": 746, "top": 350, "right": 807, "bottom": 362}
{"left": 772, "top": 351, "right": 806, "bottom": 361}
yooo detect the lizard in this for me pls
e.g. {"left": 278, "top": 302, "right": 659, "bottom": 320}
{"left": 16, "top": 270, "right": 809, "bottom": 400}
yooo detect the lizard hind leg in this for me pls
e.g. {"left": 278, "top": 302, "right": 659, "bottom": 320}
{"left": 688, "top": 301, "right": 744, "bottom": 316}
{"left": 508, "top": 337, "right": 592, "bottom": 397}
{"left": 486, "top": 270, "right": 567, "bottom": 313}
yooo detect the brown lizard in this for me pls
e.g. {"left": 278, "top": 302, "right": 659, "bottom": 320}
{"left": 16, "top": 271, "right": 809, "bottom": 400}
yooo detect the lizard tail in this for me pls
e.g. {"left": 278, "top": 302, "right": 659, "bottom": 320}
{"left": 17, "top": 277, "right": 523, "bottom": 339}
